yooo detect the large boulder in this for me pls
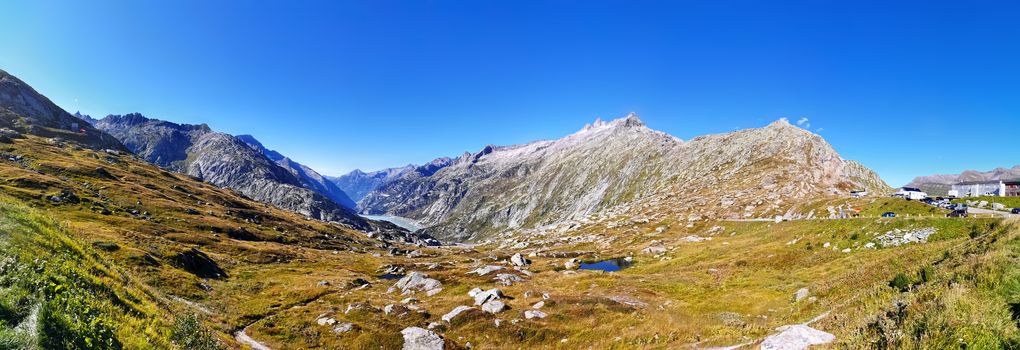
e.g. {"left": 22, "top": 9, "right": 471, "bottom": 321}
{"left": 473, "top": 288, "right": 503, "bottom": 306}
{"left": 482, "top": 300, "right": 508, "bottom": 314}
{"left": 510, "top": 253, "right": 531, "bottom": 267}
{"left": 390, "top": 272, "right": 443, "bottom": 296}
{"left": 401, "top": 327, "right": 444, "bottom": 350}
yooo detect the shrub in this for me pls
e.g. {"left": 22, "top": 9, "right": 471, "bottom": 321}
{"left": 889, "top": 273, "right": 912, "bottom": 292}
{"left": 170, "top": 314, "right": 223, "bottom": 350}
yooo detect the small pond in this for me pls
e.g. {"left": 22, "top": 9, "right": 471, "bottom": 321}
{"left": 378, "top": 273, "right": 405, "bottom": 280}
{"left": 578, "top": 258, "right": 633, "bottom": 272}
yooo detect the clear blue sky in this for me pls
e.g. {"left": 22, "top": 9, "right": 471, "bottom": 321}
{"left": 1, "top": 1, "right": 1017, "bottom": 186}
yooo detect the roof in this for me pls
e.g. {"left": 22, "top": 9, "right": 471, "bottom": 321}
{"left": 900, "top": 187, "right": 923, "bottom": 192}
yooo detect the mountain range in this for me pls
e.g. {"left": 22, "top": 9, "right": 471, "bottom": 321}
{"left": 906, "top": 166, "right": 1020, "bottom": 195}
{"left": 92, "top": 113, "right": 368, "bottom": 229}
{"left": 356, "top": 114, "right": 890, "bottom": 242}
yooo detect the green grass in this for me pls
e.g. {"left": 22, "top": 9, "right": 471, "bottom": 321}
{"left": 0, "top": 197, "right": 222, "bottom": 349}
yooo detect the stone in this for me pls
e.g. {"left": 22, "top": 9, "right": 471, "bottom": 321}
{"left": 524, "top": 310, "right": 547, "bottom": 319}
{"left": 473, "top": 288, "right": 504, "bottom": 306}
{"left": 494, "top": 273, "right": 523, "bottom": 286}
{"left": 333, "top": 322, "right": 354, "bottom": 334}
{"left": 992, "top": 203, "right": 1006, "bottom": 210}
{"left": 760, "top": 324, "right": 835, "bottom": 350}
{"left": 510, "top": 253, "right": 531, "bottom": 267}
{"left": 532, "top": 301, "right": 545, "bottom": 309}
{"left": 469, "top": 265, "right": 503, "bottom": 276}
{"left": 391, "top": 272, "right": 443, "bottom": 296}
{"left": 401, "top": 327, "right": 444, "bottom": 350}
{"left": 317, "top": 317, "right": 337, "bottom": 326}
{"left": 793, "top": 288, "right": 809, "bottom": 302}
{"left": 467, "top": 288, "right": 483, "bottom": 298}
{"left": 442, "top": 305, "right": 473, "bottom": 323}
{"left": 482, "top": 300, "right": 508, "bottom": 314}
{"left": 564, "top": 258, "right": 579, "bottom": 270}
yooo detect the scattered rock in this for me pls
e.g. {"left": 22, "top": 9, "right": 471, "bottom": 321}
{"left": 333, "top": 322, "right": 355, "bottom": 334}
{"left": 482, "top": 300, "right": 508, "bottom": 314}
{"left": 390, "top": 272, "right": 443, "bottom": 296}
{"left": 494, "top": 273, "right": 523, "bottom": 286}
{"left": 794, "top": 288, "right": 809, "bottom": 302}
{"left": 317, "top": 317, "right": 337, "bottom": 326}
{"left": 532, "top": 301, "right": 545, "bottom": 309}
{"left": 760, "top": 324, "right": 835, "bottom": 350}
{"left": 564, "top": 258, "right": 580, "bottom": 270}
{"left": 401, "top": 327, "right": 445, "bottom": 350}
{"left": 442, "top": 305, "right": 474, "bottom": 323}
{"left": 473, "top": 288, "right": 504, "bottom": 306}
{"left": 524, "top": 310, "right": 547, "bottom": 319}
{"left": 510, "top": 253, "right": 531, "bottom": 267}
{"left": 469, "top": 265, "right": 503, "bottom": 276}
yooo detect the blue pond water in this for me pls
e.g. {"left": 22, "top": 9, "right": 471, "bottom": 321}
{"left": 578, "top": 258, "right": 633, "bottom": 272}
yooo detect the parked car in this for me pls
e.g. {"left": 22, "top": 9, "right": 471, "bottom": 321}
{"left": 1012, "top": 208, "right": 1020, "bottom": 214}
{"left": 947, "top": 209, "right": 968, "bottom": 218}
{"left": 881, "top": 212, "right": 896, "bottom": 218}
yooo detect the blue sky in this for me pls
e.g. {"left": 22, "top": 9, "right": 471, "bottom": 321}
{"left": 1, "top": 1, "right": 1017, "bottom": 186}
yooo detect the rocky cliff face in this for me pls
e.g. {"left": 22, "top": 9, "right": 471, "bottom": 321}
{"left": 906, "top": 166, "right": 1020, "bottom": 195}
{"left": 0, "top": 69, "right": 123, "bottom": 149}
{"left": 95, "top": 114, "right": 368, "bottom": 229}
{"left": 361, "top": 114, "right": 890, "bottom": 242}
{"left": 236, "top": 134, "right": 357, "bottom": 209}
{"left": 331, "top": 158, "right": 454, "bottom": 204}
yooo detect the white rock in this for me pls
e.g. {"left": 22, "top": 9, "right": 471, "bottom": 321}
{"left": 524, "top": 310, "right": 547, "bottom": 319}
{"left": 333, "top": 322, "right": 354, "bottom": 334}
{"left": 401, "top": 327, "right": 445, "bottom": 350}
{"left": 467, "top": 288, "right": 483, "bottom": 298}
{"left": 392, "top": 272, "right": 443, "bottom": 296}
{"left": 469, "top": 265, "right": 503, "bottom": 276}
{"left": 482, "top": 300, "right": 508, "bottom": 314}
{"left": 793, "top": 288, "right": 809, "bottom": 302}
{"left": 760, "top": 324, "right": 835, "bottom": 350}
{"left": 473, "top": 288, "right": 503, "bottom": 306}
{"left": 441, "top": 306, "right": 473, "bottom": 323}
{"left": 532, "top": 301, "right": 545, "bottom": 309}
{"left": 510, "top": 253, "right": 531, "bottom": 267}
{"left": 317, "top": 317, "right": 337, "bottom": 326}
{"left": 841, "top": 248, "right": 851, "bottom": 253}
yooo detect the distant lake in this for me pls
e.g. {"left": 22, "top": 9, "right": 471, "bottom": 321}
{"left": 362, "top": 215, "right": 423, "bottom": 231}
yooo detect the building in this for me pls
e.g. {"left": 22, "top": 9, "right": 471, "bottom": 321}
{"left": 894, "top": 187, "right": 928, "bottom": 200}
{"left": 950, "top": 179, "right": 1020, "bottom": 197}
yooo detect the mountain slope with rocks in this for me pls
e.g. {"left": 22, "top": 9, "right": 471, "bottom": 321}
{"left": 236, "top": 134, "right": 357, "bottom": 209}
{"left": 0, "top": 69, "right": 123, "bottom": 149}
{"left": 906, "top": 166, "right": 1020, "bottom": 196}
{"left": 95, "top": 113, "right": 368, "bottom": 229}
{"left": 330, "top": 158, "right": 454, "bottom": 204}
{"left": 361, "top": 114, "right": 890, "bottom": 242}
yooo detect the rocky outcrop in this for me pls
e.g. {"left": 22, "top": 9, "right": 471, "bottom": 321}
{"left": 330, "top": 157, "right": 454, "bottom": 204}
{"left": 0, "top": 69, "right": 123, "bottom": 149}
{"left": 95, "top": 114, "right": 368, "bottom": 229}
{"left": 236, "top": 134, "right": 357, "bottom": 209}
{"left": 360, "top": 114, "right": 890, "bottom": 242}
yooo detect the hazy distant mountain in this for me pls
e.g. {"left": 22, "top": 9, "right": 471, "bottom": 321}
{"left": 95, "top": 113, "right": 368, "bottom": 229}
{"left": 0, "top": 69, "right": 123, "bottom": 149}
{"left": 330, "top": 158, "right": 454, "bottom": 204}
{"left": 360, "top": 114, "right": 890, "bottom": 242}
{"left": 235, "top": 134, "right": 357, "bottom": 209}
{"left": 906, "top": 166, "right": 1020, "bottom": 196}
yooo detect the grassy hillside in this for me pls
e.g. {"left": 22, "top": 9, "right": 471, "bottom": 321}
{"left": 0, "top": 196, "right": 223, "bottom": 349}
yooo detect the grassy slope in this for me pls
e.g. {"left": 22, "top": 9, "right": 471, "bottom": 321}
{"left": 0, "top": 196, "right": 224, "bottom": 349}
